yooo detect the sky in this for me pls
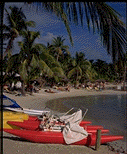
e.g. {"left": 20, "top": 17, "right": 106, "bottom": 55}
{"left": 4, "top": 2, "right": 126, "bottom": 63}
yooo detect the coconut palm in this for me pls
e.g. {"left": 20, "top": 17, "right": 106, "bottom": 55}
{"left": 39, "top": 48, "right": 66, "bottom": 83}
{"left": 3, "top": 6, "right": 35, "bottom": 58}
{"left": 17, "top": 30, "right": 43, "bottom": 94}
{"left": 18, "top": 30, "right": 41, "bottom": 62}
{"left": 92, "top": 59, "right": 117, "bottom": 81}
{"left": 49, "top": 36, "right": 69, "bottom": 62}
{"left": 3, "top": 53, "right": 21, "bottom": 88}
{"left": 18, "top": 30, "right": 65, "bottom": 94}
{"left": 41, "top": 2, "right": 125, "bottom": 63}
{"left": 1, "top": 2, "right": 126, "bottom": 92}
{"left": 67, "top": 52, "right": 96, "bottom": 86}
{"left": 1, "top": 2, "right": 125, "bottom": 61}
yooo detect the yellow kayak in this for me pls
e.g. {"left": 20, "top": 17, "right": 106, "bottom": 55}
{"left": 1, "top": 111, "right": 29, "bottom": 120}
{"left": 0, "top": 111, "right": 29, "bottom": 129}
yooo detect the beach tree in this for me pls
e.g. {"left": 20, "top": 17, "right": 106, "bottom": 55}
{"left": 39, "top": 2, "right": 125, "bottom": 63}
{"left": 1, "top": 2, "right": 126, "bottom": 92}
{"left": 17, "top": 30, "right": 42, "bottom": 94}
{"left": 1, "top": 2, "right": 125, "bottom": 61}
{"left": 60, "top": 53, "right": 73, "bottom": 76}
{"left": 92, "top": 59, "right": 115, "bottom": 81}
{"left": 67, "top": 52, "right": 96, "bottom": 86}
{"left": 40, "top": 49, "right": 66, "bottom": 84}
{"left": 2, "top": 6, "right": 36, "bottom": 87}
{"left": 3, "top": 53, "right": 21, "bottom": 88}
{"left": 3, "top": 6, "right": 35, "bottom": 58}
{"left": 49, "top": 36, "right": 70, "bottom": 62}
{"left": 18, "top": 30, "right": 65, "bottom": 94}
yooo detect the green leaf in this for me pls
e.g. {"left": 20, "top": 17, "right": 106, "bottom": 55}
{"left": 52, "top": 67, "right": 65, "bottom": 77}
{"left": 25, "top": 21, "right": 36, "bottom": 27}
{"left": 30, "top": 54, "right": 39, "bottom": 68}
{"left": 19, "top": 59, "right": 28, "bottom": 82}
{"left": 40, "top": 52, "right": 61, "bottom": 67}
{"left": 39, "top": 60, "right": 54, "bottom": 77}
{"left": 67, "top": 67, "right": 76, "bottom": 78}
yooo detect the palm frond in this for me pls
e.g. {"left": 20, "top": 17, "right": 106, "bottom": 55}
{"left": 19, "top": 59, "right": 28, "bottom": 82}
{"left": 18, "top": 41, "right": 24, "bottom": 49}
{"left": 92, "top": 2, "right": 125, "bottom": 62}
{"left": 5, "top": 8, "right": 16, "bottom": 28}
{"left": 37, "top": 2, "right": 73, "bottom": 46}
{"left": 40, "top": 52, "right": 61, "bottom": 67}
{"left": 67, "top": 66, "right": 82, "bottom": 79}
{"left": 39, "top": 59, "right": 54, "bottom": 77}
{"left": 30, "top": 54, "right": 39, "bottom": 68}
{"left": 62, "top": 2, "right": 125, "bottom": 62}
{"left": 25, "top": 21, "right": 36, "bottom": 27}
{"left": 6, "top": 54, "right": 19, "bottom": 73}
{"left": 51, "top": 67, "right": 65, "bottom": 77}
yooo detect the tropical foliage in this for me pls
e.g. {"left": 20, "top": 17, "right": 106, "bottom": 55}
{"left": 3, "top": 6, "right": 35, "bottom": 58}
{"left": 67, "top": 52, "right": 97, "bottom": 86}
{"left": 40, "top": 2, "right": 125, "bottom": 63}
{"left": 2, "top": 3, "right": 126, "bottom": 94}
{"left": 49, "top": 36, "right": 70, "bottom": 62}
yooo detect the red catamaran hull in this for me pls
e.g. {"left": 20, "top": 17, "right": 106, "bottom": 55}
{"left": 6, "top": 121, "right": 109, "bottom": 134}
{"left": 7, "top": 121, "right": 104, "bottom": 131}
{"left": 4, "top": 129, "right": 123, "bottom": 146}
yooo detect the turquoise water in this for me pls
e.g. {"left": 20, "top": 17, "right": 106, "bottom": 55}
{"left": 46, "top": 94, "right": 126, "bottom": 141}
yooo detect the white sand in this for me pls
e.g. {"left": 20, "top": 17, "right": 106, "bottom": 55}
{"left": 4, "top": 87, "right": 126, "bottom": 110}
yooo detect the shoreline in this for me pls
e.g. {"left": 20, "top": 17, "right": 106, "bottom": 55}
{"left": 4, "top": 87, "right": 126, "bottom": 110}
{"left": 3, "top": 88, "right": 126, "bottom": 154}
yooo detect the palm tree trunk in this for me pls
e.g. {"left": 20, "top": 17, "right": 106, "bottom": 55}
{"left": 76, "top": 70, "right": 79, "bottom": 88}
{"left": 3, "top": 37, "right": 15, "bottom": 58}
{"left": 57, "top": 54, "right": 59, "bottom": 61}
{"left": 21, "top": 81, "right": 26, "bottom": 96}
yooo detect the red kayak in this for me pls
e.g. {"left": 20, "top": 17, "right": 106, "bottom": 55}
{"left": 7, "top": 121, "right": 104, "bottom": 131}
{"left": 4, "top": 129, "right": 123, "bottom": 146}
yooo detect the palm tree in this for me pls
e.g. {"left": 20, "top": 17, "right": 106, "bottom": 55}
{"left": 39, "top": 47, "right": 66, "bottom": 83}
{"left": 1, "top": 2, "right": 126, "bottom": 90}
{"left": 49, "top": 36, "right": 69, "bottom": 62}
{"left": 18, "top": 30, "right": 65, "bottom": 94}
{"left": 1, "top": 2, "right": 125, "bottom": 61}
{"left": 41, "top": 2, "right": 125, "bottom": 63}
{"left": 3, "top": 6, "right": 35, "bottom": 58}
{"left": 3, "top": 53, "right": 21, "bottom": 88}
{"left": 92, "top": 59, "right": 117, "bottom": 81}
{"left": 67, "top": 52, "right": 96, "bottom": 86}
{"left": 17, "top": 30, "right": 41, "bottom": 94}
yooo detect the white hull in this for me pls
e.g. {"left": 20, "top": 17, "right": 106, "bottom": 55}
{"left": 4, "top": 107, "right": 50, "bottom": 115}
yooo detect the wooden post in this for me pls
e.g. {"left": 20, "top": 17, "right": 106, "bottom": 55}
{"left": 95, "top": 129, "right": 101, "bottom": 151}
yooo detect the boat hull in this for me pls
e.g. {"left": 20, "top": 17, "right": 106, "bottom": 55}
{"left": 1, "top": 111, "right": 29, "bottom": 120}
{"left": 7, "top": 121, "right": 104, "bottom": 131}
{"left": 4, "top": 107, "right": 50, "bottom": 115}
{"left": 0, "top": 111, "right": 29, "bottom": 129}
{"left": 4, "top": 129, "right": 123, "bottom": 146}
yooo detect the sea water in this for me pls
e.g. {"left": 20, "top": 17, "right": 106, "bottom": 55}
{"left": 46, "top": 94, "right": 126, "bottom": 141}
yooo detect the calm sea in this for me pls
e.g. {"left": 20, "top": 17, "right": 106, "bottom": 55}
{"left": 46, "top": 94, "right": 126, "bottom": 141}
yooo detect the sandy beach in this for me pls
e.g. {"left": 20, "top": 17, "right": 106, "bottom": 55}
{"left": 3, "top": 85, "right": 126, "bottom": 154}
